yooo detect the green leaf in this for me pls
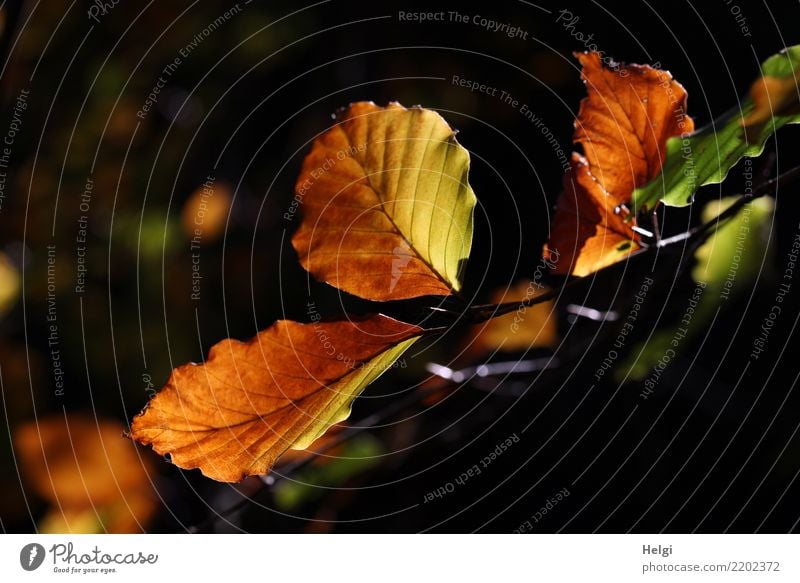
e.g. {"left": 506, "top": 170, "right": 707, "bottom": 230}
{"left": 273, "top": 434, "right": 383, "bottom": 511}
{"left": 618, "top": 195, "right": 774, "bottom": 382}
{"left": 692, "top": 195, "right": 775, "bottom": 293}
{"left": 632, "top": 45, "right": 800, "bottom": 212}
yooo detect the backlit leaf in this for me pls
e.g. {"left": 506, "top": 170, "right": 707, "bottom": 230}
{"left": 573, "top": 52, "right": 694, "bottom": 204}
{"left": 620, "top": 195, "right": 774, "bottom": 381}
{"left": 741, "top": 69, "right": 800, "bottom": 140}
{"left": 692, "top": 195, "right": 775, "bottom": 291}
{"left": 474, "top": 280, "right": 557, "bottom": 353}
{"left": 632, "top": 45, "right": 800, "bottom": 211}
{"left": 0, "top": 251, "right": 20, "bottom": 318}
{"left": 292, "top": 101, "right": 477, "bottom": 301}
{"left": 544, "top": 52, "right": 693, "bottom": 276}
{"left": 131, "top": 314, "right": 422, "bottom": 482}
{"left": 273, "top": 433, "right": 383, "bottom": 511}
{"left": 15, "top": 415, "right": 156, "bottom": 533}
{"left": 181, "top": 180, "right": 233, "bottom": 244}
{"left": 544, "top": 153, "right": 642, "bottom": 276}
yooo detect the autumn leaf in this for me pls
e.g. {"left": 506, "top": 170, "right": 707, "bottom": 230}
{"left": 181, "top": 179, "right": 233, "bottom": 244}
{"left": 741, "top": 68, "right": 800, "bottom": 140}
{"left": 633, "top": 45, "right": 800, "bottom": 210}
{"left": 473, "top": 280, "right": 557, "bottom": 353}
{"left": 275, "top": 423, "right": 346, "bottom": 465}
{"left": 131, "top": 314, "right": 422, "bottom": 482}
{"left": 15, "top": 415, "right": 156, "bottom": 533}
{"left": 573, "top": 52, "right": 693, "bottom": 204}
{"left": 544, "top": 52, "right": 693, "bottom": 276}
{"left": 544, "top": 153, "right": 642, "bottom": 276}
{"left": 292, "top": 101, "right": 477, "bottom": 301}
{"left": 0, "top": 251, "right": 21, "bottom": 317}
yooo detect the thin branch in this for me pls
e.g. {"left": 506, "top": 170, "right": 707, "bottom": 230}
{"left": 426, "top": 357, "right": 559, "bottom": 390}
{"left": 467, "top": 285, "right": 564, "bottom": 323}
{"left": 689, "top": 163, "right": 800, "bottom": 240}
{"left": 456, "top": 162, "right": 800, "bottom": 328}
{"left": 193, "top": 161, "right": 800, "bottom": 531}
{"left": 188, "top": 385, "right": 439, "bottom": 532}
{"left": 269, "top": 387, "right": 438, "bottom": 480}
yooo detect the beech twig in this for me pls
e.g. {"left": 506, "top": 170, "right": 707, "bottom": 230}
{"left": 192, "top": 161, "right": 800, "bottom": 532}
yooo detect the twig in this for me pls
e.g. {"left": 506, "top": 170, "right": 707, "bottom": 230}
{"left": 689, "top": 163, "right": 800, "bottom": 240}
{"left": 462, "top": 162, "right": 800, "bottom": 327}
{"left": 426, "top": 357, "right": 559, "bottom": 395}
{"left": 192, "top": 161, "right": 800, "bottom": 531}
{"left": 188, "top": 385, "right": 440, "bottom": 532}
{"left": 271, "top": 387, "right": 439, "bottom": 480}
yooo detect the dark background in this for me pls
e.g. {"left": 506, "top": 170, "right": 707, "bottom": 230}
{"left": 1, "top": 0, "right": 800, "bottom": 533}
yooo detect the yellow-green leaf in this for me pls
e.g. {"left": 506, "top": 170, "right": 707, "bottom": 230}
{"left": 292, "top": 101, "right": 477, "bottom": 301}
{"left": 619, "top": 195, "right": 774, "bottom": 381}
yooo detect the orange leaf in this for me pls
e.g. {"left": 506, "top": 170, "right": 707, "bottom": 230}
{"left": 292, "top": 102, "right": 476, "bottom": 301}
{"left": 14, "top": 415, "right": 156, "bottom": 533}
{"left": 741, "top": 71, "right": 800, "bottom": 139}
{"left": 473, "top": 281, "right": 557, "bottom": 354}
{"left": 181, "top": 180, "right": 233, "bottom": 244}
{"left": 131, "top": 314, "right": 421, "bottom": 482}
{"left": 544, "top": 154, "right": 640, "bottom": 275}
{"left": 545, "top": 52, "right": 693, "bottom": 276}
{"left": 574, "top": 52, "right": 693, "bottom": 200}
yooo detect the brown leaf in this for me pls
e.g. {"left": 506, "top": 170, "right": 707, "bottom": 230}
{"left": 574, "top": 52, "right": 693, "bottom": 202}
{"left": 741, "top": 71, "right": 800, "bottom": 139}
{"left": 545, "top": 52, "right": 694, "bottom": 276}
{"left": 131, "top": 314, "right": 421, "bottom": 482}
{"left": 292, "top": 102, "right": 476, "bottom": 301}
{"left": 14, "top": 415, "right": 156, "bottom": 533}
{"left": 544, "top": 154, "right": 640, "bottom": 275}
{"left": 0, "top": 250, "right": 21, "bottom": 317}
{"left": 181, "top": 180, "right": 233, "bottom": 244}
{"left": 473, "top": 281, "right": 557, "bottom": 353}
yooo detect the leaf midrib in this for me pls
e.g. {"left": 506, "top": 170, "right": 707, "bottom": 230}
{"left": 342, "top": 113, "right": 455, "bottom": 293}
